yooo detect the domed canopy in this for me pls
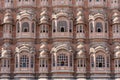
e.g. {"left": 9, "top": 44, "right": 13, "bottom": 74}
{"left": 3, "top": 10, "right": 13, "bottom": 24}
{"left": 114, "top": 51, "right": 120, "bottom": 58}
{"left": 1, "top": 43, "right": 11, "bottom": 58}
{"left": 114, "top": 45, "right": 120, "bottom": 58}
{"left": 77, "top": 50, "right": 86, "bottom": 58}
{"left": 40, "top": 10, "right": 49, "bottom": 24}
{"left": 51, "top": 44, "right": 73, "bottom": 54}
{"left": 112, "top": 12, "right": 120, "bottom": 24}
{"left": 77, "top": 44, "right": 84, "bottom": 49}
{"left": 39, "top": 50, "right": 48, "bottom": 58}
{"left": 76, "top": 11, "right": 84, "bottom": 24}
{"left": 90, "top": 45, "right": 109, "bottom": 54}
{"left": 40, "top": 10, "right": 48, "bottom": 16}
{"left": 15, "top": 44, "right": 35, "bottom": 54}
{"left": 40, "top": 43, "right": 47, "bottom": 49}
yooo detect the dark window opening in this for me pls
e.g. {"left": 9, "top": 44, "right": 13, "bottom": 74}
{"left": 53, "top": 29, "right": 56, "bottom": 32}
{"left": 98, "top": 28, "right": 102, "bottom": 32}
{"left": 69, "top": 29, "right": 72, "bottom": 32}
{"left": 24, "top": 29, "right": 28, "bottom": 32}
{"left": 61, "top": 27, "right": 65, "bottom": 32}
{"left": 22, "top": 22, "right": 29, "bottom": 32}
{"left": 99, "top": 63, "right": 102, "bottom": 67}
{"left": 61, "top": 61, "right": 64, "bottom": 66}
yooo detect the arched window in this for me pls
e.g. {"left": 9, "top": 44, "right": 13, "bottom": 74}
{"left": 57, "top": 53, "right": 68, "bottom": 66}
{"left": 77, "top": 58, "right": 86, "bottom": 67}
{"left": 52, "top": 55, "right": 55, "bottom": 66}
{"left": 96, "top": 22, "right": 103, "bottom": 32}
{"left": 31, "top": 56, "right": 34, "bottom": 68}
{"left": 2, "top": 59, "right": 9, "bottom": 68}
{"left": 91, "top": 56, "right": 94, "bottom": 67}
{"left": 16, "top": 56, "right": 18, "bottom": 68}
{"left": 77, "top": 25, "right": 84, "bottom": 33}
{"left": 61, "top": 27, "right": 65, "bottom": 32}
{"left": 96, "top": 55, "right": 105, "bottom": 67}
{"left": 69, "top": 21, "right": 73, "bottom": 32}
{"left": 20, "top": 55, "right": 29, "bottom": 68}
{"left": 105, "top": 23, "right": 107, "bottom": 33}
{"left": 40, "top": 59, "right": 47, "bottom": 67}
{"left": 90, "top": 23, "right": 93, "bottom": 33}
{"left": 57, "top": 21, "right": 67, "bottom": 32}
{"left": 22, "top": 22, "right": 29, "bottom": 32}
{"left": 115, "top": 59, "right": 120, "bottom": 67}
{"left": 32, "top": 22, "right": 35, "bottom": 33}
{"left": 52, "top": 21, "right": 56, "bottom": 32}
{"left": 17, "top": 22, "right": 20, "bottom": 33}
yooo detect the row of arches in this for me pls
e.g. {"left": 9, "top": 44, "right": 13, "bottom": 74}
{"left": 15, "top": 20, "right": 111, "bottom": 34}
{"left": 0, "top": 48, "right": 120, "bottom": 74}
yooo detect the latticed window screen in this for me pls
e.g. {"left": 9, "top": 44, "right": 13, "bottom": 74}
{"left": 16, "top": 56, "right": 18, "bottom": 68}
{"left": 40, "top": 59, "right": 47, "bottom": 67}
{"left": 90, "top": 23, "right": 93, "bottom": 33}
{"left": 2, "top": 59, "right": 9, "bottom": 67}
{"left": 20, "top": 55, "right": 29, "bottom": 68}
{"left": 57, "top": 21, "right": 67, "bottom": 32}
{"left": 77, "top": 59, "right": 86, "bottom": 67}
{"left": 95, "top": 22, "right": 103, "bottom": 32}
{"left": 115, "top": 59, "right": 120, "bottom": 67}
{"left": 22, "top": 22, "right": 29, "bottom": 32}
{"left": 91, "top": 56, "right": 94, "bottom": 67}
{"left": 96, "top": 55, "right": 105, "bottom": 67}
{"left": 57, "top": 53, "right": 68, "bottom": 66}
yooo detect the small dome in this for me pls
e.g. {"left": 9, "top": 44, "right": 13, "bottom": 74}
{"left": 112, "top": 12, "right": 120, "bottom": 24}
{"left": 77, "top": 11, "right": 82, "bottom": 16}
{"left": 76, "top": 11, "right": 84, "bottom": 24}
{"left": 39, "top": 50, "right": 48, "bottom": 58}
{"left": 56, "top": 12, "right": 68, "bottom": 18}
{"left": 1, "top": 48, "right": 10, "bottom": 58}
{"left": 3, "top": 10, "right": 13, "bottom": 24}
{"left": 114, "top": 51, "right": 120, "bottom": 58}
{"left": 77, "top": 50, "right": 85, "bottom": 58}
{"left": 77, "top": 44, "right": 84, "bottom": 49}
{"left": 40, "top": 16, "right": 48, "bottom": 21}
{"left": 40, "top": 10, "right": 48, "bottom": 16}
{"left": 40, "top": 43, "right": 47, "bottom": 49}
{"left": 113, "top": 17, "right": 120, "bottom": 24}
{"left": 115, "top": 46, "right": 120, "bottom": 49}
{"left": 113, "top": 12, "right": 119, "bottom": 17}
{"left": 90, "top": 48, "right": 95, "bottom": 53}
{"left": 40, "top": 10, "right": 49, "bottom": 24}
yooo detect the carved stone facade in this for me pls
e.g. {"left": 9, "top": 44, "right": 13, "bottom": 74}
{"left": 0, "top": 0, "right": 120, "bottom": 80}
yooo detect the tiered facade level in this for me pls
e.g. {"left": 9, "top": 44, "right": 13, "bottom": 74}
{"left": 0, "top": 0, "right": 120, "bottom": 80}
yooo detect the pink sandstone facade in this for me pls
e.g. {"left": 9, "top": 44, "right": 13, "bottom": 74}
{"left": 0, "top": 0, "right": 120, "bottom": 80}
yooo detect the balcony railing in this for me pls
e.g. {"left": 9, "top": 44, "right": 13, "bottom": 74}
{"left": 89, "top": 33, "right": 108, "bottom": 39}
{"left": 52, "top": 32, "right": 73, "bottom": 38}
{"left": 88, "top": 2, "right": 107, "bottom": 8}
{"left": 17, "top": 1, "right": 36, "bottom": 7}
{"left": 115, "top": 68, "right": 120, "bottom": 73}
{"left": 39, "top": 33, "right": 49, "bottom": 39}
{"left": 76, "top": 33, "right": 85, "bottom": 39}
{"left": 52, "top": 66, "right": 73, "bottom": 72}
{"left": 113, "top": 34, "right": 120, "bottom": 39}
{"left": 5, "top": 3, "right": 13, "bottom": 8}
{"left": 77, "top": 67, "right": 86, "bottom": 73}
{"left": 39, "top": 68, "right": 48, "bottom": 73}
{"left": 91, "top": 68, "right": 110, "bottom": 73}
{"left": 16, "top": 32, "right": 35, "bottom": 39}
{"left": 3, "top": 34, "right": 12, "bottom": 39}
{"left": 14, "top": 68, "right": 34, "bottom": 73}
{"left": 0, "top": 68, "right": 10, "bottom": 73}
